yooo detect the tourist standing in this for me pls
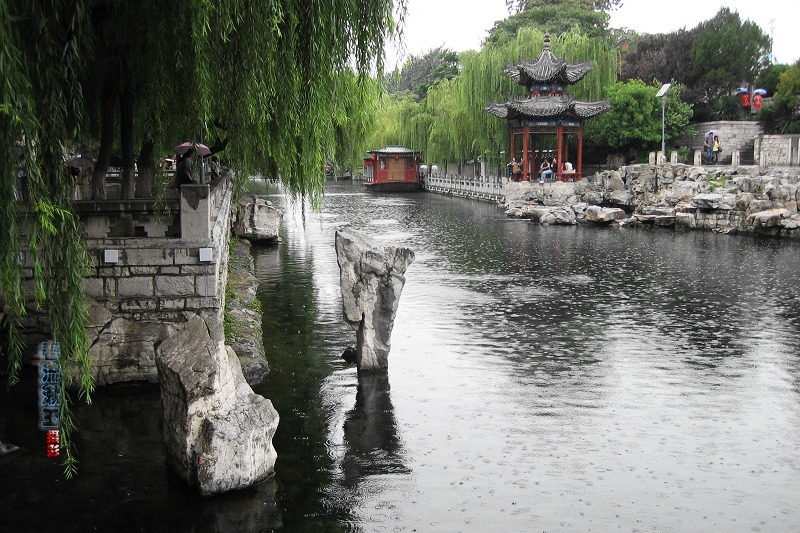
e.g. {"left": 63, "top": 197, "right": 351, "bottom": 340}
{"left": 712, "top": 136, "right": 721, "bottom": 164}
{"left": 509, "top": 158, "right": 521, "bottom": 182}
{"left": 703, "top": 133, "right": 714, "bottom": 164}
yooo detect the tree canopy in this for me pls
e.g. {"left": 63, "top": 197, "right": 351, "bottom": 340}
{"left": 584, "top": 80, "right": 693, "bottom": 157}
{"left": 758, "top": 61, "right": 800, "bottom": 134}
{"left": 1, "top": 0, "right": 402, "bottom": 476}
{"left": 487, "top": 0, "right": 620, "bottom": 46}
{"left": 690, "top": 8, "right": 771, "bottom": 104}
{"left": 386, "top": 47, "right": 461, "bottom": 100}
{"left": 368, "top": 29, "right": 618, "bottom": 171}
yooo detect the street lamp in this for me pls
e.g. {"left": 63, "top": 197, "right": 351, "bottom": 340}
{"left": 656, "top": 83, "right": 672, "bottom": 163}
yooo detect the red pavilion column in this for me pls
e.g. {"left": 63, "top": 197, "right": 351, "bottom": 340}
{"left": 556, "top": 125, "right": 564, "bottom": 181}
{"left": 577, "top": 127, "right": 584, "bottom": 181}
{"left": 522, "top": 125, "right": 530, "bottom": 181}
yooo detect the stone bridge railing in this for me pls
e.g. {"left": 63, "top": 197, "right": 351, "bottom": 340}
{"left": 16, "top": 173, "right": 236, "bottom": 385}
{"left": 422, "top": 174, "right": 507, "bottom": 202}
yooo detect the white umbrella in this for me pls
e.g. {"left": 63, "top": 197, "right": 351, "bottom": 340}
{"left": 753, "top": 88, "right": 767, "bottom": 96}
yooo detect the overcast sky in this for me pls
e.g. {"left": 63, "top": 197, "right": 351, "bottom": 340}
{"left": 386, "top": 0, "right": 799, "bottom": 69}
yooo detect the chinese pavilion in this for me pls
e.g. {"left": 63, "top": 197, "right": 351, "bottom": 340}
{"left": 362, "top": 146, "right": 423, "bottom": 192}
{"left": 485, "top": 33, "right": 610, "bottom": 182}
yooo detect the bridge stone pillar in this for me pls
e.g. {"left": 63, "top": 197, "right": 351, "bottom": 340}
{"left": 180, "top": 184, "right": 211, "bottom": 241}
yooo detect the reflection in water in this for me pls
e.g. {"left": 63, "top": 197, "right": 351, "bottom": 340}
{"left": 2, "top": 181, "right": 800, "bottom": 532}
{"left": 341, "top": 373, "right": 409, "bottom": 485}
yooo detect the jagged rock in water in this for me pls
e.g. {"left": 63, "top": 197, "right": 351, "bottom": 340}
{"left": 342, "top": 346, "right": 357, "bottom": 364}
{"left": 335, "top": 227, "right": 414, "bottom": 373}
{"left": 156, "top": 313, "right": 279, "bottom": 496}
{"left": 233, "top": 195, "right": 282, "bottom": 242}
{"left": 0, "top": 439, "right": 19, "bottom": 455}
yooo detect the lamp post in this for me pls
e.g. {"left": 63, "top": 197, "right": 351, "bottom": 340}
{"left": 656, "top": 83, "right": 671, "bottom": 164}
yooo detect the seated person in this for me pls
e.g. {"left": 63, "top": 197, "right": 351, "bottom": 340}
{"left": 562, "top": 160, "right": 575, "bottom": 181}
{"left": 539, "top": 159, "right": 554, "bottom": 183}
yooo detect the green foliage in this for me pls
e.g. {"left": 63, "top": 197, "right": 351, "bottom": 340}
{"left": 776, "top": 62, "right": 800, "bottom": 102}
{"left": 1, "top": 0, "right": 403, "bottom": 478}
{"left": 370, "top": 28, "right": 618, "bottom": 172}
{"left": 620, "top": 29, "right": 699, "bottom": 91}
{"left": 486, "top": 2, "right": 610, "bottom": 45}
{"left": 756, "top": 64, "right": 790, "bottom": 96}
{"left": 691, "top": 8, "right": 771, "bottom": 103}
{"left": 585, "top": 80, "right": 693, "bottom": 155}
{"left": 387, "top": 47, "right": 460, "bottom": 99}
{"left": 1, "top": 0, "right": 94, "bottom": 476}
{"left": 505, "top": 0, "right": 622, "bottom": 15}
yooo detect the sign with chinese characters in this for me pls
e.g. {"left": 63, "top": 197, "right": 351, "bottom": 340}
{"left": 36, "top": 341, "right": 62, "bottom": 457}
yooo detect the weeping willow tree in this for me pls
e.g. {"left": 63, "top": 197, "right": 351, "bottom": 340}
{"left": 407, "top": 29, "right": 619, "bottom": 171}
{"left": 1, "top": 0, "right": 402, "bottom": 476}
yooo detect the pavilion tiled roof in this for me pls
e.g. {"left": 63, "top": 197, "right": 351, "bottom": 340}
{"left": 367, "top": 146, "right": 421, "bottom": 155}
{"left": 504, "top": 33, "right": 593, "bottom": 86}
{"left": 484, "top": 33, "right": 610, "bottom": 122}
{"left": 484, "top": 95, "right": 610, "bottom": 120}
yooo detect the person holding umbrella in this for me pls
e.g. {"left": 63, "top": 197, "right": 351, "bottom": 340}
{"left": 703, "top": 131, "right": 714, "bottom": 164}
{"left": 174, "top": 146, "right": 196, "bottom": 189}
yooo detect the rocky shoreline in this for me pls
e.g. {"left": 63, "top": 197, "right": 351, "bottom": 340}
{"left": 225, "top": 237, "right": 270, "bottom": 385}
{"left": 504, "top": 164, "right": 800, "bottom": 238}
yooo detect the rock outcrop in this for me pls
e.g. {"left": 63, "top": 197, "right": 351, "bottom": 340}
{"left": 234, "top": 195, "right": 282, "bottom": 242}
{"left": 156, "top": 313, "right": 278, "bottom": 496}
{"left": 501, "top": 164, "right": 800, "bottom": 238}
{"left": 335, "top": 227, "right": 414, "bottom": 373}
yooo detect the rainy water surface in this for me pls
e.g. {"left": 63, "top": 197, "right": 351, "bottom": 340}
{"left": 1, "top": 181, "right": 799, "bottom": 532}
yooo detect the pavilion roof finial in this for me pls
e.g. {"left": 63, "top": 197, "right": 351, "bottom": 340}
{"left": 543, "top": 31, "right": 551, "bottom": 50}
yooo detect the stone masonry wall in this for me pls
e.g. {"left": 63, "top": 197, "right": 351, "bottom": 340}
{"left": 81, "top": 180, "right": 233, "bottom": 385}
{"left": 686, "top": 121, "right": 762, "bottom": 161}
{"left": 15, "top": 177, "right": 235, "bottom": 386}
{"left": 755, "top": 135, "right": 800, "bottom": 167}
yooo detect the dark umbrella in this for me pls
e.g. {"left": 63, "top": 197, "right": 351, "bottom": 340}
{"left": 174, "top": 142, "right": 211, "bottom": 157}
{"left": 66, "top": 155, "right": 95, "bottom": 169}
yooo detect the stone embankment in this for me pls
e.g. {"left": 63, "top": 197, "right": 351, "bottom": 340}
{"left": 224, "top": 238, "right": 269, "bottom": 385}
{"left": 504, "top": 164, "right": 800, "bottom": 238}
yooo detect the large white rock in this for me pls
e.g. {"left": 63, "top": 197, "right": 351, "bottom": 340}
{"left": 746, "top": 208, "right": 791, "bottom": 228}
{"left": 584, "top": 206, "right": 627, "bottom": 223}
{"left": 233, "top": 195, "right": 282, "bottom": 242}
{"left": 156, "top": 313, "right": 279, "bottom": 496}
{"left": 335, "top": 227, "right": 414, "bottom": 373}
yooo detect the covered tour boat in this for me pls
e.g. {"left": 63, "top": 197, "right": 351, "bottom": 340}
{"left": 363, "top": 146, "right": 422, "bottom": 192}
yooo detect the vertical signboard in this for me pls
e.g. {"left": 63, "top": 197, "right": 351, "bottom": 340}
{"left": 36, "top": 341, "right": 62, "bottom": 457}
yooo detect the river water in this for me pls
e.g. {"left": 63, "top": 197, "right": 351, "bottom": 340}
{"left": 2, "top": 181, "right": 800, "bottom": 532}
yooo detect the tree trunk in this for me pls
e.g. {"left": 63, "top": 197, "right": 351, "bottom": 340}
{"left": 92, "top": 94, "right": 115, "bottom": 200}
{"left": 120, "top": 87, "right": 135, "bottom": 200}
{"left": 136, "top": 138, "right": 155, "bottom": 199}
